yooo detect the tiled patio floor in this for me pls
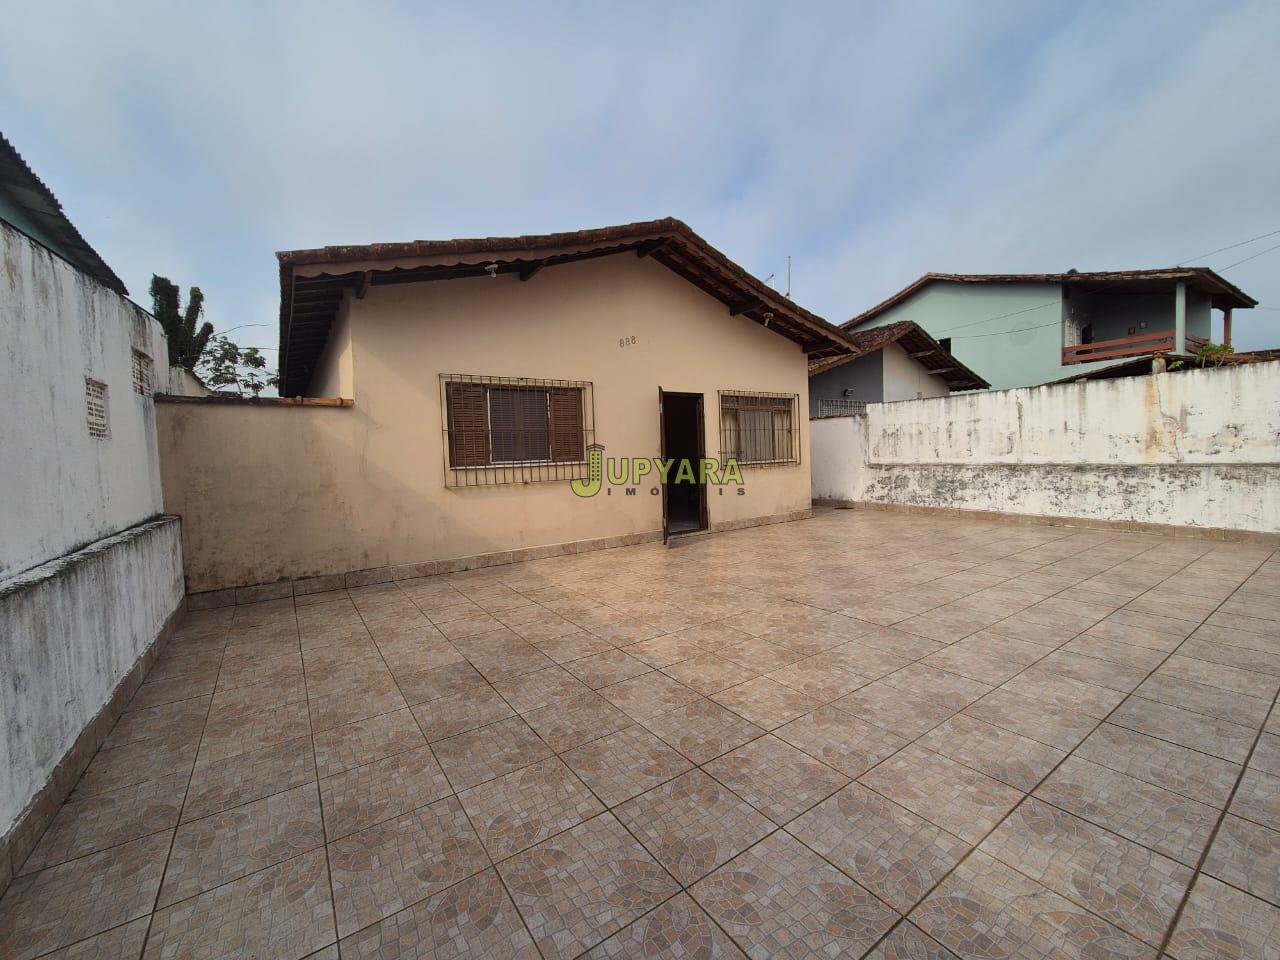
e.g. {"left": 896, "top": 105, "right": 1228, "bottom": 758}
{"left": 3, "top": 509, "right": 1279, "bottom": 959}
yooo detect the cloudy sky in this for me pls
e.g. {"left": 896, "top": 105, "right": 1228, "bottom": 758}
{"left": 2, "top": 0, "right": 1278, "bottom": 364}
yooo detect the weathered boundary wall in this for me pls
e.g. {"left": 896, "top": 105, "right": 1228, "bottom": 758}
{"left": 811, "top": 362, "right": 1280, "bottom": 534}
{"left": 0, "top": 517, "right": 184, "bottom": 879}
{"left": 1, "top": 220, "right": 172, "bottom": 580}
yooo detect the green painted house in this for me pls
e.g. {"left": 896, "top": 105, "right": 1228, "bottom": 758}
{"left": 842, "top": 269, "right": 1256, "bottom": 390}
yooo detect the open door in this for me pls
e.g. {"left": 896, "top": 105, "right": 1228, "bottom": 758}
{"left": 659, "top": 389, "right": 709, "bottom": 541}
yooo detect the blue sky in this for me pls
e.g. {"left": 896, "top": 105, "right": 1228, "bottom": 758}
{"left": 2, "top": 0, "right": 1278, "bottom": 364}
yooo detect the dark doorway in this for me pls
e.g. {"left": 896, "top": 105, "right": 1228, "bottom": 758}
{"left": 659, "top": 390, "right": 708, "bottom": 538}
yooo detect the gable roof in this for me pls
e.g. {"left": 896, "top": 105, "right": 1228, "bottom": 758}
{"left": 276, "top": 218, "right": 859, "bottom": 395}
{"left": 0, "top": 133, "right": 127, "bottom": 295}
{"left": 843, "top": 268, "right": 1257, "bottom": 332}
{"left": 808, "top": 320, "right": 989, "bottom": 391}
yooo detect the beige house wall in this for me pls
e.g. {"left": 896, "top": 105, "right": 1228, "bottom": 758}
{"left": 159, "top": 255, "right": 812, "bottom": 592}
{"left": 881, "top": 342, "right": 950, "bottom": 401}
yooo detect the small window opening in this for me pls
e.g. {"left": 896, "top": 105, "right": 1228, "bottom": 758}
{"left": 85, "top": 378, "right": 110, "bottom": 438}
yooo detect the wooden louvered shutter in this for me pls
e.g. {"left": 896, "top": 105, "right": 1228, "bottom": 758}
{"left": 515, "top": 389, "right": 550, "bottom": 461}
{"left": 549, "top": 388, "right": 584, "bottom": 462}
{"left": 446, "top": 382, "right": 489, "bottom": 467}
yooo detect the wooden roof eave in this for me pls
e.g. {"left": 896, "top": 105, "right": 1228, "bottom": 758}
{"left": 279, "top": 228, "right": 857, "bottom": 393}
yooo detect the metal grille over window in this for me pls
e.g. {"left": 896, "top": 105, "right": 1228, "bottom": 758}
{"left": 815, "top": 398, "right": 867, "bottom": 418}
{"left": 719, "top": 391, "right": 799, "bottom": 465}
{"left": 85, "top": 378, "right": 110, "bottom": 438}
{"left": 441, "top": 375, "right": 593, "bottom": 486}
{"left": 131, "top": 351, "right": 154, "bottom": 397}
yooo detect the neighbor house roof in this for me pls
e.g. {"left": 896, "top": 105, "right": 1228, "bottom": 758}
{"left": 808, "top": 320, "right": 989, "bottom": 391}
{"left": 276, "top": 218, "right": 860, "bottom": 395}
{"left": 0, "top": 133, "right": 127, "bottom": 295}
{"left": 843, "top": 268, "right": 1257, "bottom": 331}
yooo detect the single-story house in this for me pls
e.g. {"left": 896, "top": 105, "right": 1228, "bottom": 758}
{"left": 157, "top": 219, "right": 858, "bottom": 593}
{"left": 842, "top": 268, "right": 1256, "bottom": 389}
{"left": 808, "top": 320, "right": 988, "bottom": 416}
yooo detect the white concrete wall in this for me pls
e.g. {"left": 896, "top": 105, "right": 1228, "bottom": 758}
{"left": 812, "top": 362, "right": 1280, "bottom": 533}
{"left": 1, "top": 220, "right": 172, "bottom": 579}
{"left": 0, "top": 517, "right": 183, "bottom": 841}
{"left": 0, "top": 220, "right": 186, "bottom": 854}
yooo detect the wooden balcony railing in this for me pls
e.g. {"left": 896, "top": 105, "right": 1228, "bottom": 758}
{"left": 1062, "top": 331, "right": 1208, "bottom": 365}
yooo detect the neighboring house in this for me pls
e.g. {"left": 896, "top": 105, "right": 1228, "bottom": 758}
{"left": 0, "top": 134, "right": 183, "bottom": 890}
{"left": 808, "top": 320, "right": 988, "bottom": 416}
{"left": 842, "top": 269, "right": 1257, "bottom": 389}
{"left": 157, "top": 218, "right": 856, "bottom": 593}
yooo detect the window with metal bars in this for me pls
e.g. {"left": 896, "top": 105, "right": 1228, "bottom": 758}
{"left": 718, "top": 391, "right": 799, "bottom": 465}
{"left": 441, "top": 375, "right": 593, "bottom": 486}
{"left": 85, "top": 377, "right": 110, "bottom": 438}
{"left": 131, "top": 350, "right": 154, "bottom": 397}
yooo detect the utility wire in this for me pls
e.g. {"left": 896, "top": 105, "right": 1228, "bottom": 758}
{"left": 1178, "top": 228, "right": 1280, "bottom": 265}
{"left": 1218, "top": 239, "right": 1280, "bottom": 272}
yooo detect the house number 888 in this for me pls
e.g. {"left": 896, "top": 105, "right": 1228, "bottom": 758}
{"left": 619, "top": 335, "right": 637, "bottom": 348}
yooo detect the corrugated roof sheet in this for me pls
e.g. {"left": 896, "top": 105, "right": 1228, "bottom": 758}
{"left": 0, "top": 132, "right": 126, "bottom": 295}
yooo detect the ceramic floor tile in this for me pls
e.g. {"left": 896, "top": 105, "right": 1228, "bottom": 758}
{"left": 616, "top": 770, "right": 773, "bottom": 884}
{"left": 492, "top": 665, "right": 592, "bottom": 714}
{"left": 766, "top": 658, "right": 869, "bottom": 702}
{"left": 561, "top": 724, "right": 694, "bottom": 807}
{"left": 789, "top": 782, "right": 970, "bottom": 913}
{"left": 704, "top": 734, "right": 849, "bottom": 825}
{"left": 1165, "top": 874, "right": 1280, "bottom": 960}
{"left": 692, "top": 831, "right": 898, "bottom": 959}
{"left": 499, "top": 813, "right": 679, "bottom": 960}
{"left": 182, "top": 735, "right": 316, "bottom": 822}
{"left": 318, "top": 745, "right": 452, "bottom": 840}
{"left": 160, "top": 783, "right": 325, "bottom": 906}
{"left": 142, "top": 848, "right": 335, "bottom": 960}
{"left": 328, "top": 795, "right": 489, "bottom": 937}
{"left": 913, "top": 851, "right": 1155, "bottom": 960}
{"left": 642, "top": 699, "right": 765, "bottom": 764}
{"left": 978, "top": 798, "right": 1192, "bottom": 945}
{"left": 564, "top": 649, "right": 654, "bottom": 689}
{"left": 585, "top": 892, "right": 748, "bottom": 958}
{"left": 881, "top": 663, "right": 993, "bottom": 711}
{"left": 661, "top": 654, "right": 759, "bottom": 695}
{"left": 916, "top": 714, "right": 1066, "bottom": 791}
{"left": 962, "top": 688, "right": 1099, "bottom": 752}
{"left": 409, "top": 681, "right": 515, "bottom": 741}
{"left": 34, "top": 916, "right": 151, "bottom": 960}
{"left": 858, "top": 745, "right": 1024, "bottom": 844}
{"left": 1034, "top": 756, "right": 1219, "bottom": 865}
{"left": 1074, "top": 723, "right": 1241, "bottom": 805}
{"left": 862, "top": 921, "right": 960, "bottom": 959}
{"left": 599, "top": 672, "right": 702, "bottom": 721}
{"left": 832, "top": 682, "right": 956, "bottom": 739}
{"left": 20, "top": 771, "right": 187, "bottom": 874}
{"left": 0, "top": 831, "right": 171, "bottom": 960}
{"left": 1231, "top": 766, "right": 1280, "bottom": 831}
{"left": 710, "top": 677, "right": 819, "bottom": 729}
{"left": 311, "top": 709, "right": 426, "bottom": 779}
{"left": 336, "top": 868, "right": 539, "bottom": 959}
{"left": 432, "top": 716, "right": 554, "bottom": 790}
{"left": 459, "top": 757, "right": 603, "bottom": 860}
{"left": 775, "top": 705, "right": 907, "bottom": 778}
{"left": 522, "top": 691, "right": 633, "bottom": 752}
{"left": 193, "top": 699, "right": 311, "bottom": 766}
{"left": 1108, "top": 697, "right": 1256, "bottom": 764}
{"left": 1202, "top": 814, "right": 1280, "bottom": 907}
